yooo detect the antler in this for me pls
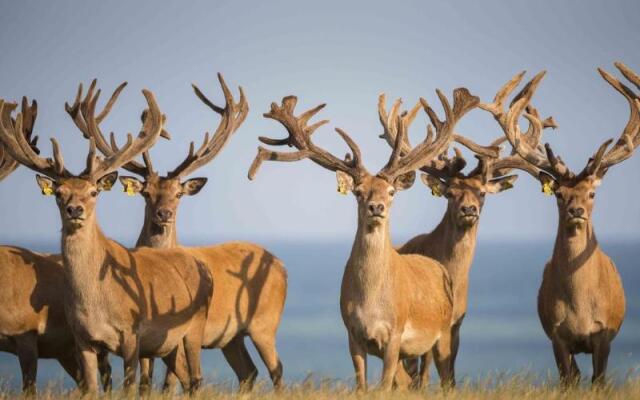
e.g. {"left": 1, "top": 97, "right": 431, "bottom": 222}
{"left": 377, "top": 87, "right": 480, "bottom": 180}
{"left": 66, "top": 79, "right": 167, "bottom": 178}
{"left": 81, "top": 89, "right": 165, "bottom": 180}
{"left": 480, "top": 71, "right": 574, "bottom": 181}
{"left": 584, "top": 62, "right": 640, "bottom": 175}
{"left": 0, "top": 98, "right": 40, "bottom": 181}
{"left": 248, "top": 96, "right": 365, "bottom": 180}
{"left": 166, "top": 73, "right": 248, "bottom": 178}
{"left": 378, "top": 93, "right": 500, "bottom": 182}
{"left": 0, "top": 98, "right": 68, "bottom": 179}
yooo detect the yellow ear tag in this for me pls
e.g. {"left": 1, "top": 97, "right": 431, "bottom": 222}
{"left": 542, "top": 181, "right": 554, "bottom": 196}
{"left": 430, "top": 185, "right": 442, "bottom": 197}
{"left": 337, "top": 181, "right": 348, "bottom": 195}
{"left": 125, "top": 181, "right": 136, "bottom": 197}
{"left": 42, "top": 186, "right": 54, "bottom": 196}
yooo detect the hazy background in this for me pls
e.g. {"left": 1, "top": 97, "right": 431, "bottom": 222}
{"left": 0, "top": 0, "right": 639, "bottom": 390}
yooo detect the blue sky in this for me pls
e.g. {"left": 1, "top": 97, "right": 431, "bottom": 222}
{"left": 1, "top": 0, "right": 639, "bottom": 245}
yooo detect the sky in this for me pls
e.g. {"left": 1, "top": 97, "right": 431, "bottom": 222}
{"left": 1, "top": 0, "right": 639, "bottom": 246}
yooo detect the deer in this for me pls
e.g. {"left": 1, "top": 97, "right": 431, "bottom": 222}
{"left": 483, "top": 63, "right": 639, "bottom": 386}
{"left": 248, "top": 87, "right": 480, "bottom": 391}
{"left": 377, "top": 94, "right": 557, "bottom": 388}
{"left": 0, "top": 99, "right": 113, "bottom": 394}
{"left": 69, "top": 75, "right": 287, "bottom": 392}
{"left": 0, "top": 88, "right": 213, "bottom": 394}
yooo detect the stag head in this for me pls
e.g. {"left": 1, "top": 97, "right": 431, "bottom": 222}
{"left": 0, "top": 87, "right": 164, "bottom": 230}
{"left": 486, "top": 63, "right": 640, "bottom": 231}
{"left": 68, "top": 74, "right": 247, "bottom": 227}
{"left": 249, "top": 87, "right": 480, "bottom": 229}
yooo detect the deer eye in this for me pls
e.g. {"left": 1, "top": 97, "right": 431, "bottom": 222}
{"left": 389, "top": 189, "right": 396, "bottom": 197}
{"left": 589, "top": 192, "right": 595, "bottom": 199}
{"left": 353, "top": 188, "right": 363, "bottom": 197}
{"left": 90, "top": 191, "right": 98, "bottom": 197}
{"left": 479, "top": 191, "right": 486, "bottom": 197}
{"left": 176, "top": 193, "right": 184, "bottom": 199}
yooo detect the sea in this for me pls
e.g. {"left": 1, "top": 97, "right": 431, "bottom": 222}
{"left": 0, "top": 240, "right": 638, "bottom": 390}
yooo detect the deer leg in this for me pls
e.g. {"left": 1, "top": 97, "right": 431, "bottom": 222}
{"left": 138, "top": 357, "right": 154, "bottom": 395}
{"left": 450, "top": 321, "right": 462, "bottom": 370}
{"left": 348, "top": 333, "right": 367, "bottom": 392}
{"left": 569, "top": 355, "right": 581, "bottom": 384}
{"left": 551, "top": 337, "right": 573, "bottom": 387}
{"left": 161, "top": 344, "right": 188, "bottom": 394}
{"left": 121, "top": 335, "right": 140, "bottom": 393}
{"left": 393, "top": 359, "right": 413, "bottom": 390}
{"left": 379, "top": 334, "right": 401, "bottom": 391}
{"left": 222, "top": 335, "right": 258, "bottom": 392}
{"left": 183, "top": 333, "right": 204, "bottom": 394}
{"left": 418, "top": 352, "right": 433, "bottom": 389}
{"left": 77, "top": 345, "right": 99, "bottom": 394}
{"left": 15, "top": 332, "right": 38, "bottom": 395}
{"left": 432, "top": 331, "right": 454, "bottom": 390}
{"left": 249, "top": 329, "right": 283, "bottom": 390}
{"left": 97, "top": 350, "right": 112, "bottom": 392}
{"left": 591, "top": 332, "right": 611, "bottom": 387}
{"left": 57, "top": 354, "right": 82, "bottom": 387}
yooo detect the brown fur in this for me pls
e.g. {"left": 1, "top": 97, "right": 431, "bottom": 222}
{"left": 396, "top": 173, "right": 516, "bottom": 388}
{"left": 338, "top": 174, "right": 454, "bottom": 391}
{"left": 120, "top": 172, "right": 287, "bottom": 392}
{"left": 536, "top": 176, "right": 625, "bottom": 385}
{"left": 36, "top": 175, "right": 213, "bottom": 394}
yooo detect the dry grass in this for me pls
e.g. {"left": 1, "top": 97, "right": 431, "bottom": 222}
{"left": 2, "top": 375, "right": 639, "bottom": 400}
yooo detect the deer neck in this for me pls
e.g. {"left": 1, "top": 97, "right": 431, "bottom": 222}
{"left": 60, "top": 214, "right": 110, "bottom": 302}
{"left": 136, "top": 205, "right": 178, "bottom": 249}
{"left": 346, "top": 215, "right": 395, "bottom": 295}
{"left": 430, "top": 205, "right": 478, "bottom": 279}
{"left": 551, "top": 209, "right": 599, "bottom": 270}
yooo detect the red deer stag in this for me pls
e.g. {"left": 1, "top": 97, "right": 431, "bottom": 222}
{"left": 248, "top": 87, "right": 479, "bottom": 390}
{"left": 0, "top": 98, "right": 113, "bottom": 393}
{"left": 485, "top": 63, "right": 639, "bottom": 385}
{"left": 377, "top": 94, "right": 556, "bottom": 388}
{"left": 0, "top": 89, "right": 213, "bottom": 394}
{"left": 70, "top": 75, "right": 287, "bottom": 392}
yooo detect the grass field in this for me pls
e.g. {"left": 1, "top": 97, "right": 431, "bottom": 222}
{"left": 2, "top": 376, "right": 639, "bottom": 400}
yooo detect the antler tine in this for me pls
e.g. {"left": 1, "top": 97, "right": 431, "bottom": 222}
{"left": 167, "top": 73, "right": 249, "bottom": 178}
{"left": 594, "top": 63, "right": 640, "bottom": 172}
{"left": 249, "top": 96, "right": 365, "bottom": 180}
{"left": 377, "top": 94, "right": 418, "bottom": 156}
{"left": 0, "top": 99, "right": 69, "bottom": 179}
{"left": 485, "top": 71, "right": 572, "bottom": 180}
{"left": 83, "top": 90, "right": 164, "bottom": 179}
{"left": 379, "top": 87, "right": 480, "bottom": 179}
{"left": 0, "top": 142, "right": 19, "bottom": 181}
{"left": 66, "top": 80, "right": 153, "bottom": 177}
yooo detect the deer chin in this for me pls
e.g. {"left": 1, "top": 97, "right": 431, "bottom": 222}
{"left": 367, "top": 214, "right": 386, "bottom": 227}
{"left": 566, "top": 216, "right": 587, "bottom": 227}
{"left": 458, "top": 214, "right": 479, "bottom": 227}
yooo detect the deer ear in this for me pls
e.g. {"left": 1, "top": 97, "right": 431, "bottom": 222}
{"left": 538, "top": 172, "right": 557, "bottom": 196}
{"left": 420, "top": 173, "right": 447, "bottom": 197}
{"left": 393, "top": 171, "right": 416, "bottom": 191}
{"left": 119, "top": 176, "right": 144, "bottom": 196}
{"left": 182, "top": 178, "right": 208, "bottom": 196}
{"left": 336, "top": 171, "right": 354, "bottom": 194}
{"left": 36, "top": 175, "right": 55, "bottom": 196}
{"left": 486, "top": 175, "right": 518, "bottom": 193}
{"left": 97, "top": 171, "right": 118, "bottom": 192}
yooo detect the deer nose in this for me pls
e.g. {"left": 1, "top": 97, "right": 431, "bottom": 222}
{"left": 66, "top": 205, "right": 84, "bottom": 219}
{"left": 460, "top": 205, "right": 478, "bottom": 215}
{"left": 368, "top": 203, "right": 385, "bottom": 215}
{"left": 568, "top": 207, "right": 584, "bottom": 217}
{"left": 157, "top": 208, "right": 173, "bottom": 221}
